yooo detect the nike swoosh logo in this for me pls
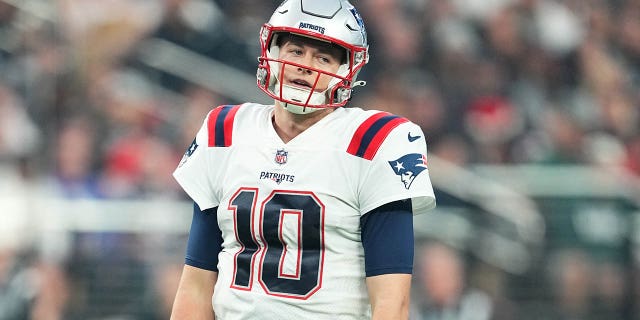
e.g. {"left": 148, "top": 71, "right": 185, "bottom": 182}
{"left": 408, "top": 133, "right": 421, "bottom": 142}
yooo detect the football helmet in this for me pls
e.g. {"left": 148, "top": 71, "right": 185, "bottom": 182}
{"left": 257, "top": 0, "right": 369, "bottom": 114}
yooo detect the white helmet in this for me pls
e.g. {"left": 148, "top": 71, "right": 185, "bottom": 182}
{"left": 256, "top": 0, "right": 369, "bottom": 114}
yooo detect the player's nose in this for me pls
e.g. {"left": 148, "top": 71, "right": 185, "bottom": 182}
{"left": 297, "top": 65, "right": 313, "bottom": 75}
{"left": 296, "top": 53, "right": 315, "bottom": 74}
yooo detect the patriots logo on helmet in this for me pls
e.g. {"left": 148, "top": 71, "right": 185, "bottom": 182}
{"left": 178, "top": 139, "right": 199, "bottom": 167}
{"left": 388, "top": 153, "right": 428, "bottom": 189}
{"left": 349, "top": 8, "right": 367, "bottom": 43}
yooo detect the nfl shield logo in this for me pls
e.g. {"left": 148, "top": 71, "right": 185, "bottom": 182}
{"left": 275, "top": 149, "right": 288, "bottom": 165}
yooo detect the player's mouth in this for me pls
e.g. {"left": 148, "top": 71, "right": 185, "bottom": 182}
{"left": 289, "top": 78, "right": 313, "bottom": 90}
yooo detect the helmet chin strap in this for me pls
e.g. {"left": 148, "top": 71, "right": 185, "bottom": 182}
{"left": 281, "top": 102, "right": 316, "bottom": 115}
{"left": 275, "top": 84, "right": 327, "bottom": 114}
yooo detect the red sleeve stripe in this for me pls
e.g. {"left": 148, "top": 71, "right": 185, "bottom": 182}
{"left": 347, "top": 112, "right": 408, "bottom": 160}
{"left": 207, "top": 105, "right": 242, "bottom": 147}
{"left": 206, "top": 107, "right": 223, "bottom": 147}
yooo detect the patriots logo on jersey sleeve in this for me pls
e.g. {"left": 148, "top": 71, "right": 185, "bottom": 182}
{"left": 178, "top": 139, "right": 198, "bottom": 167}
{"left": 388, "top": 153, "right": 428, "bottom": 189}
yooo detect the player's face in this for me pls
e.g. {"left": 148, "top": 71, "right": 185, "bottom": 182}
{"left": 277, "top": 35, "right": 344, "bottom": 92}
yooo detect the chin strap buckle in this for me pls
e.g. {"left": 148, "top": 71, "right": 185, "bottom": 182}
{"left": 353, "top": 80, "right": 367, "bottom": 87}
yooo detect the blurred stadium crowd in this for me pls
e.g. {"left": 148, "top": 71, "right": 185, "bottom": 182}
{"left": 1, "top": 0, "right": 639, "bottom": 319}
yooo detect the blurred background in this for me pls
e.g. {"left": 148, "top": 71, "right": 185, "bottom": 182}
{"left": 0, "top": 0, "right": 639, "bottom": 319}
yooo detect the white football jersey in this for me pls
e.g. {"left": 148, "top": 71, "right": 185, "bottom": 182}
{"left": 173, "top": 103, "right": 435, "bottom": 320}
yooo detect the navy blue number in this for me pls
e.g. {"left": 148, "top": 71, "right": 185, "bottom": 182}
{"left": 229, "top": 189, "right": 324, "bottom": 299}
{"left": 228, "top": 188, "right": 259, "bottom": 290}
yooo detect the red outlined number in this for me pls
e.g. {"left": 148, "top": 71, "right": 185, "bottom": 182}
{"left": 278, "top": 209, "right": 302, "bottom": 279}
{"left": 228, "top": 187, "right": 260, "bottom": 291}
{"left": 228, "top": 189, "right": 325, "bottom": 300}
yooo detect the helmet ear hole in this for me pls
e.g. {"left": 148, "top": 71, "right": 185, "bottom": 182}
{"left": 334, "top": 87, "right": 352, "bottom": 104}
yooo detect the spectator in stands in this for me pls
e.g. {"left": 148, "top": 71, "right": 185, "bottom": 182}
{"left": 410, "top": 241, "right": 496, "bottom": 320}
{"left": 543, "top": 249, "right": 596, "bottom": 320}
{"left": 0, "top": 82, "right": 41, "bottom": 175}
{"left": 51, "top": 115, "right": 101, "bottom": 198}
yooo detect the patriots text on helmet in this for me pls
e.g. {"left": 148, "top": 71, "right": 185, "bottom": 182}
{"left": 298, "top": 22, "right": 325, "bottom": 34}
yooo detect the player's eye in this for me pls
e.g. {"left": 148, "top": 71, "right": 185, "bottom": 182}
{"left": 318, "top": 56, "right": 331, "bottom": 64}
{"left": 288, "top": 48, "right": 303, "bottom": 56}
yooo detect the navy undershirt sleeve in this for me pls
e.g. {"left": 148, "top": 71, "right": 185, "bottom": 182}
{"left": 360, "top": 199, "right": 414, "bottom": 277}
{"left": 185, "top": 202, "right": 223, "bottom": 272}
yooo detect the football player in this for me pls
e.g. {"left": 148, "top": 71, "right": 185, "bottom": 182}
{"left": 170, "top": 0, "right": 436, "bottom": 319}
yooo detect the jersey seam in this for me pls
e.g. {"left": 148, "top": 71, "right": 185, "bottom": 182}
{"left": 360, "top": 193, "right": 432, "bottom": 216}
{"left": 365, "top": 266, "right": 413, "bottom": 277}
{"left": 185, "top": 256, "right": 218, "bottom": 271}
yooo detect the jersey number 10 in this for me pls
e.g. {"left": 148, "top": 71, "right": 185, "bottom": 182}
{"left": 228, "top": 188, "right": 325, "bottom": 300}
